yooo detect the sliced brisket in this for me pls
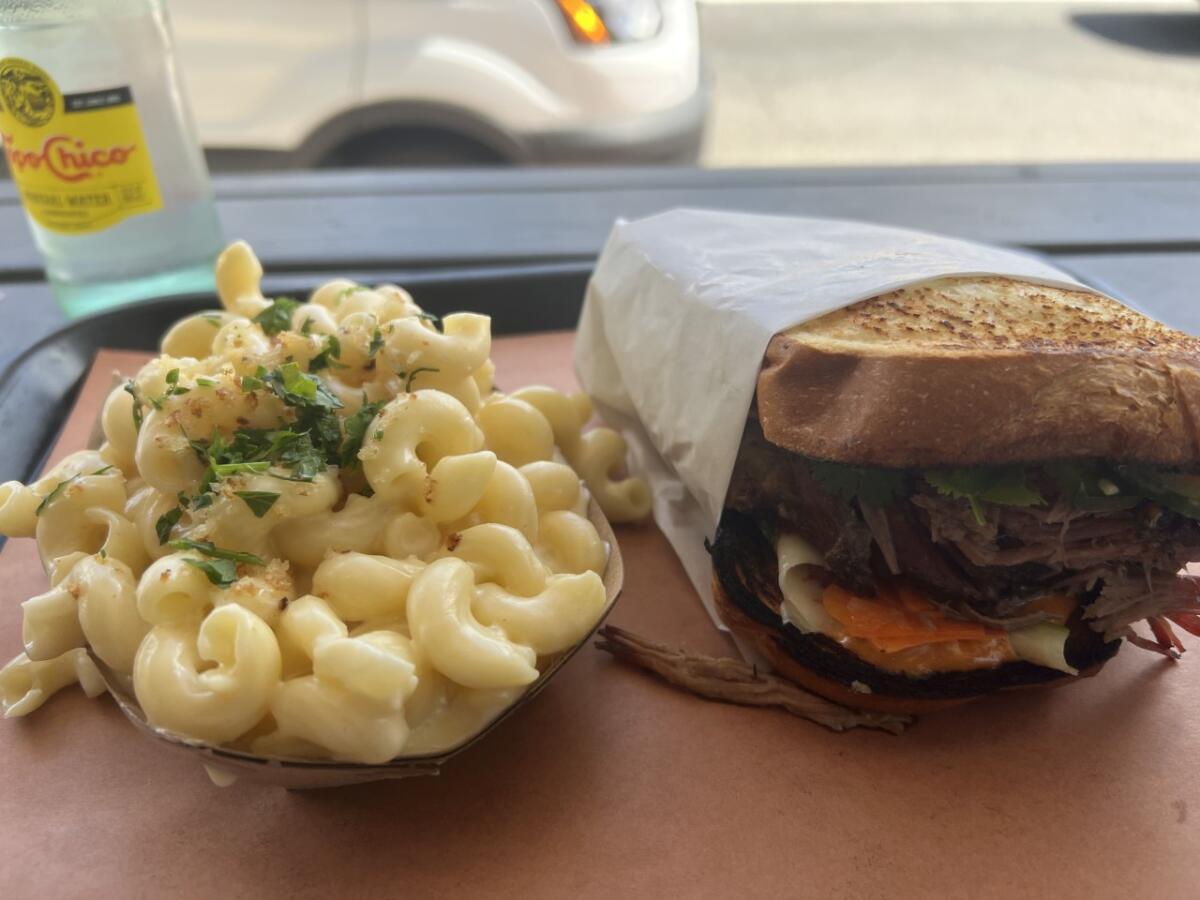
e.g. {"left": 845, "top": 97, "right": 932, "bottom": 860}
{"left": 726, "top": 421, "right": 1200, "bottom": 646}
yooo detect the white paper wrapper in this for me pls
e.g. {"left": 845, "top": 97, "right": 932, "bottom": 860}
{"left": 574, "top": 208, "right": 1108, "bottom": 630}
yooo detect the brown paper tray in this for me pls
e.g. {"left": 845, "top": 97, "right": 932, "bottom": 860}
{"left": 6, "top": 341, "right": 1200, "bottom": 897}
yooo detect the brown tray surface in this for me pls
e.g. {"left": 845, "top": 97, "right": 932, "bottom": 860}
{"left": 1, "top": 333, "right": 1196, "bottom": 898}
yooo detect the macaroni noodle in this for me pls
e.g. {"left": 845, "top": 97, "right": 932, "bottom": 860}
{"left": 0, "top": 240, "right": 646, "bottom": 763}
{"left": 0, "top": 649, "right": 106, "bottom": 718}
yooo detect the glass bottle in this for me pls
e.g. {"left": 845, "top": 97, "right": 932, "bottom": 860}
{"left": 0, "top": 0, "right": 223, "bottom": 317}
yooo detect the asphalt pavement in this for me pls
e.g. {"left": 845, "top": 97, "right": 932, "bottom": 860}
{"left": 698, "top": 0, "right": 1200, "bottom": 166}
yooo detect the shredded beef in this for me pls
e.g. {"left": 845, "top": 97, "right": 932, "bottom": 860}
{"left": 907, "top": 486, "right": 1200, "bottom": 627}
{"left": 824, "top": 520, "right": 876, "bottom": 595}
{"left": 726, "top": 422, "right": 876, "bottom": 595}
{"left": 726, "top": 420, "right": 1200, "bottom": 648}
{"left": 910, "top": 492, "right": 1196, "bottom": 573}
{"left": 859, "top": 503, "right": 901, "bottom": 575}
{"left": 881, "top": 506, "right": 983, "bottom": 603}
{"left": 1081, "top": 569, "right": 1200, "bottom": 642}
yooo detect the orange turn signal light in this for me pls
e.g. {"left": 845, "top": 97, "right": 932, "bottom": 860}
{"left": 555, "top": 0, "right": 611, "bottom": 45}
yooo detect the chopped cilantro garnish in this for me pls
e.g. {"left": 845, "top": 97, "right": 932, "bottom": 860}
{"left": 1046, "top": 462, "right": 1138, "bottom": 513}
{"left": 281, "top": 362, "right": 317, "bottom": 400}
{"left": 340, "top": 400, "right": 385, "bottom": 467}
{"left": 184, "top": 428, "right": 222, "bottom": 496}
{"left": 235, "top": 490, "right": 280, "bottom": 518}
{"left": 182, "top": 557, "right": 239, "bottom": 587}
{"left": 368, "top": 327, "right": 385, "bottom": 358}
{"left": 252, "top": 296, "right": 301, "bottom": 336}
{"left": 170, "top": 537, "right": 263, "bottom": 587}
{"left": 271, "top": 433, "right": 326, "bottom": 481}
{"left": 201, "top": 313, "right": 224, "bottom": 327}
{"left": 160, "top": 368, "right": 190, "bottom": 398}
{"left": 417, "top": 311, "right": 440, "bottom": 327}
{"left": 308, "top": 335, "right": 347, "bottom": 372}
{"left": 807, "top": 460, "right": 907, "bottom": 508}
{"left": 249, "top": 364, "right": 343, "bottom": 461}
{"left": 135, "top": 368, "right": 192, "bottom": 407}
{"left": 257, "top": 362, "right": 340, "bottom": 408}
{"left": 300, "top": 317, "right": 315, "bottom": 335}
{"left": 924, "top": 467, "right": 1044, "bottom": 525}
{"left": 187, "top": 423, "right": 328, "bottom": 490}
{"left": 196, "top": 377, "right": 216, "bottom": 388}
{"left": 242, "top": 429, "right": 302, "bottom": 461}
{"left": 184, "top": 359, "right": 367, "bottom": 496}
{"left": 122, "top": 377, "right": 170, "bottom": 423}
{"left": 802, "top": 455, "right": 1200, "bottom": 523}
{"left": 211, "top": 460, "right": 271, "bottom": 477}
{"left": 155, "top": 507, "right": 183, "bottom": 544}
{"left": 337, "top": 285, "right": 368, "bottom": 302}
{"left": 35, "top": 479, "right": 75, "bottom": 516}
{"left": 169, "top": 538, "right": 265, "bottom": 566}
{"left": 399, "top": 366, "right": 439, "bottom": 392}
{"left": 1115, "top": 465, "right": 1200, "bottom": 520}
{"left": 123, "top": 380, "right": 144, "bottom": 431}
{"left": 35, "top": 467, "right": 115, "bottom": 516}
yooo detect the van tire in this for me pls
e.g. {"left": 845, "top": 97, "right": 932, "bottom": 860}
{"left": 319, "top": 127, "right": 508, "bottom": 168}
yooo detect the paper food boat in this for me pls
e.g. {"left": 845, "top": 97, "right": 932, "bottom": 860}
{"left": 81, "top": 407, "right": 624, "bottom": 789}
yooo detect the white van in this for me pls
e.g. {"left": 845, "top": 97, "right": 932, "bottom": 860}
{"left": 172, "top": 0, "right": 706, "bottom": 167}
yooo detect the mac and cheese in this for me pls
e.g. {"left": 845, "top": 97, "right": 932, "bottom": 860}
{"left": 0, "top": 241, "right": 645, "bottom": 764}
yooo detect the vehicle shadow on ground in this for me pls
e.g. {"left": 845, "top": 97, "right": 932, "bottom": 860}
{"left": 1071, "top": 12, "right": 1200, "bottom": 58}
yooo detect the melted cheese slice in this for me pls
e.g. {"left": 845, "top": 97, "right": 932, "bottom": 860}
{"left": 776, "top": 533, "right": 837, "bottom": 635}
{"left": 1009, "top": 623, "right": 1078, "bottom": 676}
{"left": 774, "top": 533, "right": 1076, "bottom": 676}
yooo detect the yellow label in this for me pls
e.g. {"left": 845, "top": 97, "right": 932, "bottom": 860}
{"left": 0, "top": 57, "right": 163, "bottom": 234}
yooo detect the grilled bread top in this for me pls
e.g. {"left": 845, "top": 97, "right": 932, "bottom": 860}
{"left": 756, "top": 276, "right": 1200, "bottom": 468}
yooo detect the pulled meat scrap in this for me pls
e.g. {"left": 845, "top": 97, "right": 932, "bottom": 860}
{"left": 725, "top": 425, "right": 1200, "bottom": 659}
{"left": 595, "top": 625, "right": 911, "bottom": 734}
{"left": 909, "top": 488, "right": 1200, "bottom": 657}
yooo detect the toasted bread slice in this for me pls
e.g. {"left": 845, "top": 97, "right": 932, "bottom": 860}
{"left": 756, "top": 276, "right": 1200, "bottom": 468}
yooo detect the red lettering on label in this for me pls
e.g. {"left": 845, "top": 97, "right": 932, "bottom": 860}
{"left": 1, "top": 132, "right": 137, "bottom": 183}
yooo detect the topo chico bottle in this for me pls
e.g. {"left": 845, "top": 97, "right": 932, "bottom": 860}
{"left": 0, "top": 0, "right": 223, "bottom": 317}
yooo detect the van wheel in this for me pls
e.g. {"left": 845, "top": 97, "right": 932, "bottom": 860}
{"left": 320, "top": 128, "right": 507, "bottom": 167}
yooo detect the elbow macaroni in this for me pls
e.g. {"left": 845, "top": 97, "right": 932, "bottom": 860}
{"left": 1, "top": 649, "right": 106, "bottom": 718}
{"left": 0, "top": 481, "right": 40, "bottom": 538}
{"left": 406, "top": 558, "right": 539, "bottom": 690}
{"left": 72, "top": 555, "right": 147, "bottom": 673}
{"left": 0, "top": 241, "right": 644, "bottom": 763}
{"left": 134, "top": 604, "right": 281, "bottom": 744}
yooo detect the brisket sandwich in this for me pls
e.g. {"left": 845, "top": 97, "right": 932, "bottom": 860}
{"left": 714, "top": 276, "right": 1200, "bottom": 715}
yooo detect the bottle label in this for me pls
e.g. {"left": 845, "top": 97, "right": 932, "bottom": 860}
{"left": 0, "top": 57, "right": 163, "bottom": 235}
